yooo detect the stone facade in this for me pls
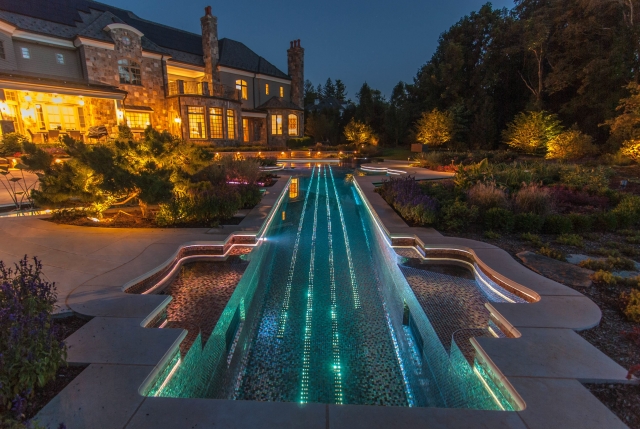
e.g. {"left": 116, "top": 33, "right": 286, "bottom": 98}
{"left": 0, "top": 4, "right": 305, "bottom": 147}
{"left": 200, "top": 6, "right": 220, "bottom": 87}
{"left": 82, "top": 27, "right": 169, "bottom": 133}
{"left": 287, "top": 40, "right": 304, "bottom": 109}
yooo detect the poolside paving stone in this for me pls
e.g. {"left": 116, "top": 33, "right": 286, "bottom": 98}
{"left": 65, "top": 317, "right": 186, "bottom": 366}
{"left": 476, "top": 327, "right": 630, "bottom": 382}
{"left": 36, "top": 364, "right": 152, "bottom": 429}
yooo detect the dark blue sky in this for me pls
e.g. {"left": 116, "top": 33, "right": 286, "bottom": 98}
{"left": 105, "top": 0, "right": 514, "bottom": 99}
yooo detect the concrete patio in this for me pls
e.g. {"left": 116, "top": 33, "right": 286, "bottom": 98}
{"left": 0, "top": 162, "right": 634, "bottom": 428}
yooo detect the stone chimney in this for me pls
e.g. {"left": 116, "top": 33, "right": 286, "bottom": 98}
{"left": 201, "top": 6, "right": 219, "bottom": 88}
{"left": 287, "top": 39, "right": 304, "bottom": 108}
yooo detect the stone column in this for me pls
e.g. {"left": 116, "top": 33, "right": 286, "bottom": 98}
{"left": 287, "top": 39, "right": 304, "bottom": 109}
{"left": 201, "top": 6, "right": 220, "bottom": 88}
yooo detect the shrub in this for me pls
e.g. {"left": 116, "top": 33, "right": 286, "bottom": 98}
{"left": 559, "top": 165, "right": 611, "bottom": 193}
{"left": 546, "top": 130, "right": 598, "bottom": 161}
{"left": 521, "top": 232, "right": 543, "bottom": 246}
{"left": 592, "top": 212, "right": 618, "bottom": 232}
{"left": 412, "top": 152, "right": 447, "bottom": 169}
{"left": 0, "top": 257, "right": 66, "bottom": 419}
{"left": 539, "top": 245, "right": 566, "bottom": 261}
{"left": 483, "top": 207, "right": 514, "bottom": 232}
{"left": 622, "top": 290, "right": 640, "bottom": 323}
{"left": 612, "top": 194, "right": 640, "bottom": 228}
{"left": 467, "top": 182, "right": 508, "bottom": 210}
{"left": 287, "top": 136, "right": 313, "bottom": 149}
{"left": 513, "top": 184, "right": 553, "bottom": 215}
{"left": 156, "top": 185, "right": 242, "bottom": 227}
{"left": 557, "top": 234, "right": 584, "bottom": 247}
{"left": 483, "top": 230, "right": 502, "bottom": 239}
{"left": 579, "top": 257, "right": 637, "bottom": 272}
{"left": 502, "top": 110, "right": 563, "bottom": 154}
{"left": 542, "top": 214, "right": 573, "bottom": 234}
{"left": 0, "top": 133, "right": 28, "bottom": 156}
{"left": 621, "top": 139, "right": 640, "bottom": 163}
{"left": 398, "top": 204, "right": 438, "bottom": 226}
{"left": 237, "top": 184, "right": 262, "bottom": 209}
{"left": 592, "top": 270, "right": 618, "bottom": 286}
{"left": 375, "top": 176, "right": 439, "bottom": 227}
{"left": 549, "top": 186, "right": 610, "bottom": 214}
{"left": 440, "top": 200, "right": 478, "bottom": 232}
{"left": 568, "top": 213, "right": 594, "bottom": 233}
{"left": 514, "top": 213, "right": 545, "bottom": 233}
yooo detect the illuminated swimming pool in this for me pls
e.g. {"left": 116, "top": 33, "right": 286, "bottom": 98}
{"left": 147, "top": 165, "right": 521, "bottom": 410}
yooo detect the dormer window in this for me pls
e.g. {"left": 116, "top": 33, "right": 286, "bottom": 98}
{"left": 118, "top": 59, "right": 142, "bottom": 85}
{"left": 56, "top": 53, "right": 65, "bottom": 65}
{"left": 265, "top": 84, "right": 269, "bottom": 95}
{"left": 235, "top": 80, "right": 248, "bottom": 100}
{"left": 0, "top": 42, "right": 5, "bottom": 60}
{"left": 21, "top": 47, "right": 30, "bottom": 59}
{"left": 279, "top": 86, "right": 284, "bottom": 97}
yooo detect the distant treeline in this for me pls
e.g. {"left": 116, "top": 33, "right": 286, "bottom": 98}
{"left": 304, "top": 0, "right": 639, "bottom": 151}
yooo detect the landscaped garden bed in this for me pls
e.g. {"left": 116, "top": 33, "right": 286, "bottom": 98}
{"left": 375, "top": 156, "right": 640, "bottom": 427}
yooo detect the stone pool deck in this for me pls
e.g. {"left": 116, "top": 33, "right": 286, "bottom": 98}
{"left": 0, "top": 162, "right": 634, "bottom": 428}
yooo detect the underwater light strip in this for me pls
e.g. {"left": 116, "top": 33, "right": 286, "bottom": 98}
{"left": 277, "top": 166, "right": 316, "bottom": 338}
{"left": 300, "top": 164, "right": 322, "bottom": 403}
{"left": 328, "top": 165, "right": 361, "bottom": 308}
{"left": 324, "top": 165, "right": 344, "bottom": 404}
{"left": 473, "top": 366, "right": 505, "bottom": 411}
{"left": 155, "top": 357, "right": 182, "bottom": 396}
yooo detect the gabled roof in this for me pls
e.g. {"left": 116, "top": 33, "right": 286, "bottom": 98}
{"left": 257, "top": 97, "right": 303, "bottom": 111}
{"left": 0, "top": 0, "right": 290, "bottom": 79}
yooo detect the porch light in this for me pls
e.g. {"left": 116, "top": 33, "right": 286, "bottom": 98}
{"left": 116, "top": 109, "right": 124, "bottom": 120}
{"left": 24, "top": 94, "right": 32, "bottom": 102}
{"left": 78, "top": 97, "right": 85, "bottom": 106}
{"left": 174, "top": 117, "right": 181, "bottom": 123}
{"left": 52, "top": 95, "right": 63, "bottom": 104}
{"left": 0, "top": 102, "right": 9, "bottom": 114}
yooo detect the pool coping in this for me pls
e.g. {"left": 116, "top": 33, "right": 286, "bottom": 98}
{"left": 26, "top": 163, "right": 635, "bottom": 429}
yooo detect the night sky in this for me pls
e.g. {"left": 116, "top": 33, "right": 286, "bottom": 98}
{"left": 104, "top": 0, "right": 514, "bottom": 98}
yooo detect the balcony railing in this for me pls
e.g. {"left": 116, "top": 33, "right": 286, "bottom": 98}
{"left": 167, "top": 80, "right": 240, "bottom": 101}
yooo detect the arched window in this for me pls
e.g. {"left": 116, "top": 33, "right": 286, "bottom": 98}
{"left": 288, "top": 114, "right": 298, "bottom": 136}
{"left": 235, "top": 79, "right": 248, "bottom": 100}
{"left": 118, "top": 59, "right": 142, "bottom": 85}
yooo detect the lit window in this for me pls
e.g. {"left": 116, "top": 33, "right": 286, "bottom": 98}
{"left": 265, "top": 84, "right": 269, "bottom": 95}
{"left": 243, "top": 118, "right": 250, "bottom": 142}
{"left": 118, "top": 59, "right": 142, "bottom": 85}
{"left": 45, "top": 105, "right": 77, "bottom": 130}
{"left": 125, "top": 112, "right": 151, "bottom": 129}
{"left": 187, "top": 106, "right": 205, "bottom": 139}
{"left": 271, "top": 114, "right": 283, "bottom": 135}
{"left": 235, "top": 79, "right": 248, "bottom": 100}
{"left": 56, "top": 53, "right": 65, "bottom": 64}
{"left": 21, "top": 47, "right": 30, "bottom": 59}
{"left": 209, "top": 107, "right": 223, "bottom": 139}
{"left": 227, "top": 110, "right": 236, "bottom": 139}
{"left": 279, "top": 86, "right": 284, "bottom": 97}
{"left": 288, "top": 114, "right": 298, "bottom": 136}
{"left": 77, "top": 106, "right": 86, "bottom": 129}
{"left": 0, "top": 41, "right": 5, "bottom": 60}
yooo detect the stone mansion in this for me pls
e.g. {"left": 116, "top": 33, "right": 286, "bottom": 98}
{"left": 0, "top": 0, "right": 304, "bottom": 146}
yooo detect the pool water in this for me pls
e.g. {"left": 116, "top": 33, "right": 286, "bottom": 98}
{"left": 148, "top": 165, "right": 520, "bottom": 410}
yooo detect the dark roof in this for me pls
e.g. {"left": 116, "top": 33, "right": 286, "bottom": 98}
{"left": 257, "top": 97, "right": 303, "bottom": 111}
{"left": 0, "top": 0, "right": 289, "bottom": 78}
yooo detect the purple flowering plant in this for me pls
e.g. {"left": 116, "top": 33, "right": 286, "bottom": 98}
{"left": 376, "top": 176, "right": 439, "bottom": 225}
{"left": 0, "top": 256, "right": 66, "bottom": 421}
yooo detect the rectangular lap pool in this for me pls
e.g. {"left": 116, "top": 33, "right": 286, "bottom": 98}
{"left": 146, "top": 164, "right": 521, "bottom": 410}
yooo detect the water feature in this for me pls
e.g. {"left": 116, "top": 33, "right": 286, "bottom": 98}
{"left": 147, "top": 164, "right": 521, "bottom": 410}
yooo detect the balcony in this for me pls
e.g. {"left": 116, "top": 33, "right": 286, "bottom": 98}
{"left": 167, "top": 80, "right": 240, "bottom": 101}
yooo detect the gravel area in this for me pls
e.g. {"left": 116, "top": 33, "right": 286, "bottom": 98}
{"left": 451, "top": 230, "right": 640, "bottom": 428}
